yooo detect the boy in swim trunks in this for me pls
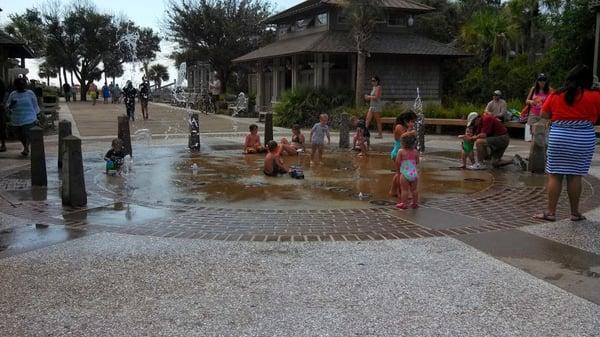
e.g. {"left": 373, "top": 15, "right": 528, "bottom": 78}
{"left": 244, "top": 124, "right": 266, "bottom": 154}
{"left": 264, "top": 140, "right": 289, "bottom": 176}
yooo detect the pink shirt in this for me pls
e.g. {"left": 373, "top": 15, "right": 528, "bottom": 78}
{"left": 530, "top": 91, "right": 548, "bottom": 116}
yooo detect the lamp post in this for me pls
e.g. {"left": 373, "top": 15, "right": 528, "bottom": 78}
{"left": 591, "top": 0, "right": 600, "bottom": 77}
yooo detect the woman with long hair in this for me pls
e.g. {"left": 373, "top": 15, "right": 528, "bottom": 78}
{"left": 364, "top": 76, "right": 383, "bottom": 139}
{"left": 533, "top": 64, "right": 600, "bottom": 221}
{"left": 525, "top": 73, "right": 552, "bottom": 133}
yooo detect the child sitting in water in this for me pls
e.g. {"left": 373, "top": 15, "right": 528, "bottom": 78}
{"left": 263, "top": 140, "right": 289, "bottom": 176}
{"left": 352, "top": 117, "right": 370, "bottom": 149}
{"left": 310, "top": 113, "right": 331, "bottom": 164}
{"left": 395, "top": 134, "right": 419, "bottom": 209}
{"left": 104, "top": 138, "right": 126, "bottom": 174}
{"left": 352, "top": 126, "right": 368, "bottom": 156}
{"left": 281, "top": 124, "right": 305, "bottom": 152}
{"left": 244, "top": 124, "right": 266, "bottom": 154}
{"left": 459, "top": 112, "right": 478, "bottom": 169}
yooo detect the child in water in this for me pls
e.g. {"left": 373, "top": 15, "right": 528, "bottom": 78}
{"left": 459, "top": 112, "right": 478, "bottom": 169}
{"left": 263, "top": 140, "right": 289, "bottom": 176}
{"left": 280, "top": 124, "right": 305, "bottom": 152}
{"left": 244, "top": 124, "right": 266, "bottom": 154}
{"left": 104, "top": 138, "right": 125, "bottom": 174}
{"left": 352, "top": 126, "right": 368, "bottom": 156}
{"left": 309, "top": 113, "right": 331, "bottom": 164}
{"left": 395, "top": 134, "right": 419, "bottom": 209}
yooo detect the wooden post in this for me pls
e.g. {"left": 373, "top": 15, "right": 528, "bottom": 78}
{"left": 117, "top": 116, "right": 132, "bottom": 156}
{"left": 264, "top": 113, "right": 273, "bottom": 144}
{"left": 30, "top": 126, "right": 47, "bottom": 187}
{"left": 58, "top": 120, "right": 72, "bottom": 169}
{"left": 339, "top": 112, "right": 350, "bottom": 149}
{"left": 528, "top": 121, "right": 548, "bottom": 173}
{"left": 61, "top": 136, "right": 87, "bottom": 206}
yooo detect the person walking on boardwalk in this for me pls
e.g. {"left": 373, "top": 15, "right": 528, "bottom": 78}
{"left": 123, "top": 81, "right": 138, "bottom": 121}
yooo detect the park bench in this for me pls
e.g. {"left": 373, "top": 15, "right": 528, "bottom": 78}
{"left": 381, "top": 117, "right": 600, "bottom": 134}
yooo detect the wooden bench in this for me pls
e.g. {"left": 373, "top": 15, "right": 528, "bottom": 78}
{"left": 381, "top": 117, "right": 600, "bottom": 134}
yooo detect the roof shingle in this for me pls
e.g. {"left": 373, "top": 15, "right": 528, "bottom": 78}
{"left": 233, "top": 31, "right": 469, "bottom": 63}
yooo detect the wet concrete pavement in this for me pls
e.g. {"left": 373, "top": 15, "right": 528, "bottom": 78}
{"left": 0, "top": 101, "right": 600, "bottom": 335}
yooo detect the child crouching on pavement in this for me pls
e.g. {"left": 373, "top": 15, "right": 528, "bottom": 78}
{"left": 395, "top": 134, "right": 419, "bottom": 209}
{"left": 459, "top": 112, "right": 478, "bottom": 169}
{"left": 104, "top": 138, "right": 125, "bottom": 175}
{"left": 263, "top": 140, "right": 289, "bottom": 176}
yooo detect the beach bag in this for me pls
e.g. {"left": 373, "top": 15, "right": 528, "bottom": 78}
{"left": 519, "top": 105, "right": 529, "bottom": 124}
{"left": 400, "top": 160, "right": 418, "bottom": 182}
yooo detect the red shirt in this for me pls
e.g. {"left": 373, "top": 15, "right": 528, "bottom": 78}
{"left": 542, "top": 90, "right": 600, "bottom": 123}
{"left": 478, "top": 114, "right": 507, "bottom": 137}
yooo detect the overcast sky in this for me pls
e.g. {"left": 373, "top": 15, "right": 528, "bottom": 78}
{"left": 0, "top": 0, "right": 304, "bottom": 86}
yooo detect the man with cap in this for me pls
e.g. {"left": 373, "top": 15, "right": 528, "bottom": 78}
{"left": 485, "top": 90, "right": 508, "bottom": 122}
{"left": 466, "top": 111, "right": 511, "bottom": 170}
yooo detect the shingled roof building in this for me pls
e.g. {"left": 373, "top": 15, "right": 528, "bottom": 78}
{"left": 233, "top": 0, "right": 468, "bottom": 109}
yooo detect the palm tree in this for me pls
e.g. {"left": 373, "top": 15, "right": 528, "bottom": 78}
{"left": 340, "top": 0, "right": 383, "bottom": 106}
{"left": 461, "top": 9, "right": 510, "bottom": 81}
{"left": 148, "top": 63, "right": 170, "bottom": 89}
{"left": 38, "top": 61, "right": 58, "bottom": 86}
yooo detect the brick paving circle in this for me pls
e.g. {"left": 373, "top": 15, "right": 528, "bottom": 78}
{"left": 1, "top": 151, "right": 599, "bottom": 242}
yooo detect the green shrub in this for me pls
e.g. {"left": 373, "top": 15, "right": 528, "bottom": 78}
{"left": 273, "top": 87, "right": 353, "bottom": 128}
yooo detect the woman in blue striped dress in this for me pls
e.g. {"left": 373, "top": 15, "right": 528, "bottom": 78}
{"left": 533, "top": 65, "right": 600, "bottom": 222}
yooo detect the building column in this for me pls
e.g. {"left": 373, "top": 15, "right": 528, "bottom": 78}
{"left": 323, "top": 54, "right": 333, "bottom": 88}
{"left": 272, "top": 58, "right": 280, "bottom": 102}
{"left": 256, "top": 61, "right": 264, "bottom": 110}
{"left": 349, "top": 54, "right": 357, "bottom": 91}
{"left": 313, "top": 53, "right": 323, "bottom": 88}
{"left": 291, "top": 55, "right": 298, "bottom": 90}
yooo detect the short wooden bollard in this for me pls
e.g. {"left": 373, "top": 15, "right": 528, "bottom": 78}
{"left": 339, "top": 112, "right": 350, "bottom": 149}
{"left": 58, "top": 120, "right": 72, "bottom": 169}
{"left": 30, "top": 126, "right": 47, "bottom": 187}
{"left": 61, "top": 136, "right": 87, "bottom": 206}
{"left": 264, "top": 113, "right": 273, "bottom": 144}
{"left": 117, "top": 116, "right": 132, "bottom": 156}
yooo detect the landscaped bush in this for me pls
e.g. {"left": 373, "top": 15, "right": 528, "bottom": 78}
{"left": 273, "top": 87, "right": 353, "bottom": 128}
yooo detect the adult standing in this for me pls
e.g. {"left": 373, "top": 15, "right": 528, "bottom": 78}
{"left": 5, "top": 77, "right": 39, "bottom": 156}
{"left": 88, "top": 82, "right": 98, "bottom": 105}
{"left": 113, "top": 84, "right": 121, "bottom": 104}
{"left": 390, "top": 110, "right": 417, "bottom": 197}
{"left": 139, "top": 77, "right": 150, "bottom": 120}
{"left": 71, "top": 83, "right": 77, "bottom": 101}
{"left": 364, "top": 76, "right": 383, "bottom": 139}
{"left": 467, "top": 111, "right": 510, "bottom": 170}
{"left": 102, "top": 82, "right": 110, "bottom": 104}
{"left": 0, "top": 77, "right": 6, "bottom": 152}
{"left": 524, "top": 73, "right": 552, "bottom": 132}
{"left": 209, "top": 71, "right": 221, "bottom": 109}
{"left": 63, "top": 82, "right": 71, "bottom": 102}
{"left": 533, "top": 64, "right": 600, "bottom": 222}
{"left": 123, "top": 81, "right": 138, "bottom": 121}
{"left": 485, "top": 90, "right": 508, "bottom": 122}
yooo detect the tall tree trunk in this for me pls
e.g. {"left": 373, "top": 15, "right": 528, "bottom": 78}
{"left": 63, "top": 68, "right": 69, "bottom": 85}
{"left": 70, "top": 71, "right": 74, "bottom": 85}
{"left": 355, "top": 50, "right": 367, "bottom": 107}
{"left": 47, "top": 76, "right": 50, "bottom": 86}
{"left": 58, "top": 70, "right": 63, "bottom": 92}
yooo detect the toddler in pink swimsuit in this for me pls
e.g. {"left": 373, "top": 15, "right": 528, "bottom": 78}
{"left": 395, "top": 134, "right": 419, "bottom": 209}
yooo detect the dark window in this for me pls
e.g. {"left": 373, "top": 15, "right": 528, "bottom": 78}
{"left": 388, "top": 14, "right": 407, "bottom": 27}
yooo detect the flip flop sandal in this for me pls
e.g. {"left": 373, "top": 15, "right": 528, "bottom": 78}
{"left": 532, "top": 212, "right": 556, "bottom": 222}
{"left": 570, "top": 214, "right": 587, "bottom": 222}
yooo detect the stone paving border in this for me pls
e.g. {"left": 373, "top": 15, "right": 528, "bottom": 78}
{"left": 1, "top": 151, "right": 599, "bottom": 242}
